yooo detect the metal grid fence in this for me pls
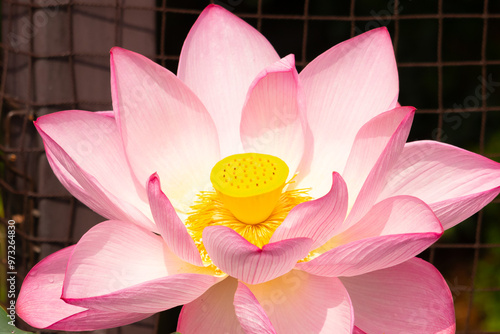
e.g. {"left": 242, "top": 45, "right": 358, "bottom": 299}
{"left": 1, "top": 0, "right": 499, "bottom": 333}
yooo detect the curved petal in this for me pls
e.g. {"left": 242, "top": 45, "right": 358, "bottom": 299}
{"left": 110, "top": 47, "right": 220, "bottom": 211}
{"left": 342, "top": 106, "right": 415, "bottom": 229}
{"left": 178, "top": 4, "right": 280, "bottom": 156}
{"left": 270, "top": 172, "right": 348, "bottom": 249}
{"left": 342, "top": 106, "right": 415, "bottom": 210}
{"left": 298, "top": 27, "right": 399, "bottom": 195}
{"left": 61, "top": 221, "right": 220, "bottom": 313}
{"left": 177, "top": 277, "right": 244, "bottom": 334}
{"left": 17, "top": 246, "right": 154, "bottom": 331}
{"left": 35, "top": 110, "right": 155, "bottom": 231}
{"left": 234, "top": 282, "right": 277, "bottom": 334}
{"left": 147, "top": 173, "right": 203, "bottom": 266}
{"left": 297, "top": 196, "right": 443, "bottom": 277}
{"left": 378, "top": 140, "right": 500, "bottom": 229}
{"left": 340, "top": 258, "right": 456, "bottom": 333}
{"left": 247, "top": 270, "right": 353, "bottom": 333}
{"left": 240, "top": 54, "right": 306, "bottom": 174}
{"left": 203, "top": 226, "right": 313, "bottom": 284}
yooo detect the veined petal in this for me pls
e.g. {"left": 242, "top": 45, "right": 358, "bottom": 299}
{"left": 36, "top": 112, "right": 156, "bottom": 231}
{"left": 298, "top": 27, "right": 399, "bottom": 196}
{"left": 177, "top": 277, "right": 244, "bottom": 334}
{"left": 342, "top": 106, "right": 415, "bottom": 211}
{"left": 378, "top": 140, "right": 500, "bottom": 229}
{"left": 240, "top": 54, "right": 306, "bottom": 175}
{"left": 297, "top": 196, "right": 443, "bottom": 277}
{"left": 61, "top": 221, "right": 220, "bottom": 313}
{"left": 147, "top": 173, "right": 203, "bottom": 266}
{"left": 234, "top": 282, "right": 277, "bottom": 334}
{"left": 17, "top": 246, "right": 154, "bottom": 331}
{"left": 178, "top": 4, "right": 280, "bottom": 156}
{"left": 203, "top": 226, "right": 312, "bottom": 284}
{"left": 247, "top": 270, "right": 353, "bottom": 333}
{"left": 110, "top": 47, "right": 220, "bottom": 211}
{"left": 270, "top": 172, "right": 348, "bottom": 249}
{"left": 342, "top": 106, "right": 415, "bottom": 229}
{"left": 340, "top": 258, "right": 456, "bottom": 333}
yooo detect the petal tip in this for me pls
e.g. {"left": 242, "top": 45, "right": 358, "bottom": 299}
{"left": 356, "top": 25, "right": 393, "bottom": 46}
{"left": 110, "top": 46, "right": 125, "bottom": 56}
{"left": 368, "top": 25, "right": 390, "bottom": 37}
{"left": 204, "top": 3, "right": 230, "bottom": 15}
{"left": 148, "top": 172, "right": 160, "bottom": 183}
{"left": 280, "top": 54, "right": 296, "bottom": 69}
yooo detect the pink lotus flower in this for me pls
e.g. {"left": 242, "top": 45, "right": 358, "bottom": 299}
{"left": 18, "top": 5, "right": 500, "bottom": 333}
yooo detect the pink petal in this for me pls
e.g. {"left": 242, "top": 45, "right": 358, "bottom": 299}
{"left": 353, "top": 326, "right": 367, "bottom": 334}
{"left": 378, "top": 140, "right": 500, "bottom": 229}
{"left": 298, "top": 27, "right": 399, "bottom": 196}
{"left": 17, "top": 246, "right": 154, "bottom": 331}
{"left": 297, "top": 196, "right": 443, "bottom": 277}
{"left": 342, "top": 107, "right": 415, "bottom": 217}
{"left": 247, "top": 270, "right": 353, "bottom": 333}
{"left": 35, "top": 111, "right": 156, "bottom": 231}
{"left": 61, "top": 221, "right": 220, "bottom": 313}
{"left": 177, "top": 277, "right": 244, "bottom": 334}
{"left": 203, "top": 226, "right": 313, "bottom": 284}
{"left": 110, "top": 47, "right": 220, "bottom": 210}
{"left": 270, "top": 172, "right": 348, "bottom": 249}
{"left": 340, "top": 258, "right": 456, "bottom": 333}
{"left": 234, "top": 282, "right": 277, "bottom": 334}
{"left": 178, "top": 4, "right": 280, "bottom": 156}
{"left": 240, "top": 54, "right": 306, "bottom": 174}
{"left": 147, "top": 173, "right": 203, "bottom": 266}
{"left": 342, "top": 106, "right": 415, "bottom": 230}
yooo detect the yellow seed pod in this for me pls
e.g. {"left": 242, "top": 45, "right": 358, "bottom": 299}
{"left": 210, "top": 153, "right": 289, "bottom": 224}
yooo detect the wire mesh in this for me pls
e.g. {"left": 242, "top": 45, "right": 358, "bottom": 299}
{"left": 1, "top": 0, "right": 499, "bottom": 333}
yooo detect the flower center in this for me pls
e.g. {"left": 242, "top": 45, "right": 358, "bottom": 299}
{"left": 210, "top": 153, "right": 289, "bottom": 224}
{"left": 184, "top": 153, "right": 311, "bottom": 270}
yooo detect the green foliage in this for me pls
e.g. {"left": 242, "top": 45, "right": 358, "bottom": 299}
{"left": 0, "top": 307, "right": 34, "bottom": 334}
{"left": 474, "top": 204, "right": 500, "bottom": 330}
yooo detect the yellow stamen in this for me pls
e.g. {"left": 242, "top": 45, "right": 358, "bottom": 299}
{"left": 185, "top": 188, "right": 311, "bottom": 269}
{"left": 184, "top": 153, "right": 311, "bottom": 271}
{"left": 210, "top": 153, "right": 289, "bottom": 224}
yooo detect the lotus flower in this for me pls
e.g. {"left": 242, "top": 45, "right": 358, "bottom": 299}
{"left": 17, "top": 4, "right": 500, "bottom": 333}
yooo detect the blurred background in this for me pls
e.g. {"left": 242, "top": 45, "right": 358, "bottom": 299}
{"left": 1, "top": 0, "right": 499, "bottom": 333}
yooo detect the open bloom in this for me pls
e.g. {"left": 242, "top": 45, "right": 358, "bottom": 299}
{"left": 18, "top": 5, "right": 500, "bottom": 333}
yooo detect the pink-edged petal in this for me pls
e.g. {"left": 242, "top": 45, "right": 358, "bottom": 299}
{"left": 297, "top": 196, "right": 443, "bottom": 277}
{"left": 240, "top": 54, "right": 306, "bottom": 174}
{"left": 234, "top": 282, "right": 277, "bottom": 334}
{"left": 340, "top": 258, "right": 455, "bottom": 333}
{"left": 17, "top": 246, "right": 84, "bottom": 328}
{"left": 147, "top": 173, "right": 203, "bottom": 266}
{"left": 247, "top": 270, "right": 353, "bottom": 333}
{"left": 342, "top": 106, "right": 415, "bottom": 211}
{"left": 270, "top": 172, "right": 348, "bottom": 249}
{"left": 378, "top": 140, "right": 500, "bottom": 229}
{"left": 342, "top": 106, "right": 415, "bottom": 230}
{"left": 35, "top": 110, "right": 155, "bottom": 231}
{"left": 110, "top": 47, "right": 220, "bottom": 210}
{"left": 17, "top": 246, "right": 154, "bottom": 331}
{"left": 61, "top": 220, "right": 220, "bottom": 313}
{"left": 178, "top": 5, "right": 280, "bottom": 156}
{"left": 298, "top": 27, "right": 399, "bottom": 195}
{"left": 203, "top": 226, "right": 312, "bottom": 284}
{"left": 177, "top": 277, "right": 244, "bottom": 334}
